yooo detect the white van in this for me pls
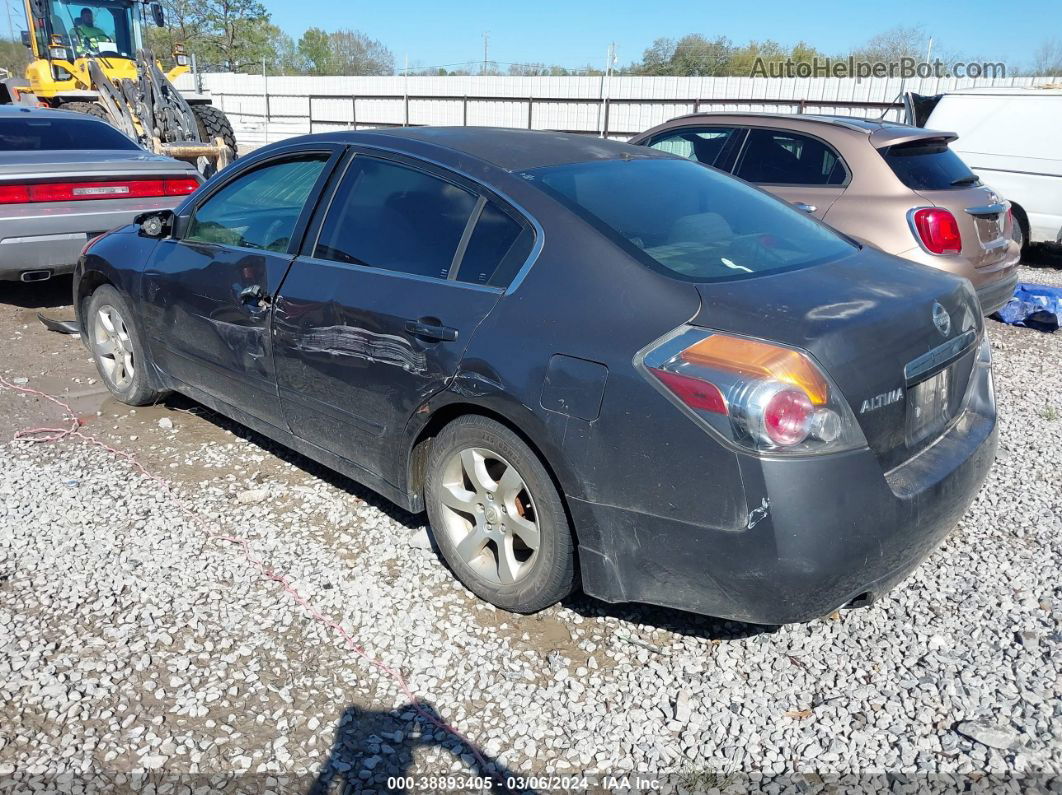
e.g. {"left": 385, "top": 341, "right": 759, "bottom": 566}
{"left": 924, "top": 87, "right": 1062, "bottom": 250}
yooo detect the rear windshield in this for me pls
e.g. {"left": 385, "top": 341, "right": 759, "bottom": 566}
{"left": 881, "top": 139, "right": 980, "bottom": 191}
{"left": 0, "top": 116, "right": 140, "bottom": 152}
{"left": 523, "top": 158, "right": 855, "bottom": 282}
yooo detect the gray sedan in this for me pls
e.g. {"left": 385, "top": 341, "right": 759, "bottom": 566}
{"left": 0, "top": 105, "right": 202, "bottom": 283}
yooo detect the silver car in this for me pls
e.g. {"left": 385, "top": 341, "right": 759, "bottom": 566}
{"left": 0, "top": 105, "right": 202, "bottom": 283}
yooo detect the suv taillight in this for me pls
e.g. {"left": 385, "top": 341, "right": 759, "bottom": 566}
{"left": 637, "top": 327, "right": 865, "bottom": 455}
{"left": 912, "top": 207, "right": 962, "bottom": 255}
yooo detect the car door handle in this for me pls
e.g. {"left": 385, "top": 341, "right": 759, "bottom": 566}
{"left": 405, "top": 319, "right": 458, "bottom": 342}
{"left": 793, "top": 202, "right": 817, "bottom": 214}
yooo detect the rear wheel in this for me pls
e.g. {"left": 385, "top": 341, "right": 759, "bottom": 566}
{"left": 425, "top": 416, "right": 575, "bottom": 613}
{"left": 87, "top": 285, "right": 162, "bottom": 406}
{"left": 1011, "top": 203, "right": 1030, "bottom": 260}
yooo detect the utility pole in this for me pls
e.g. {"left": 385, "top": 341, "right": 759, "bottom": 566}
{"left": 482, "top": 31, "right": 489, "bottom": 75}
{"left": 598, "top": 42, "right": 616, "bottom": 137}
{"left": 5, "top": 0, "right": 15, "bottom": 49}
{"left": 403, "top": 53, "right": 409, "bottom": 126}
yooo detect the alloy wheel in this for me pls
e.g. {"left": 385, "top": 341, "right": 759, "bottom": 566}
{"left": 93, "top": 304, "right": 135, "bottom": 390}
{"left": 436, "top": 447, "right": 540, "bottom": 586}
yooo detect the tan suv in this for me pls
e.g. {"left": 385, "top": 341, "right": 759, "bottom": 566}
{"left": 630, "top": 113, "right": 1020, "bottom": 314}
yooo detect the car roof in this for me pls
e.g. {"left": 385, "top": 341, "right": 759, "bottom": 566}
{"left": 644, "top": 111, "right": 956, "bottom": 148}
{"left": 0, "top": 104, "right": 105, "bottom": 121}
{"left": 275, "top": 126, "right": 668, "bottom": 172}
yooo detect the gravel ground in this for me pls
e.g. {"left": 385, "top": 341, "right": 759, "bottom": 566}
{"left": 1, "top": 263, "right": 1061, "bottom": 792}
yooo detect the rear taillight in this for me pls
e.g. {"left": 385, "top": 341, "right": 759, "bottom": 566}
{"left": 637, "top": 327, "right": 865, "bottom": 455}
{"left": 0, "top": 177, "right": 199, "bottom": 204}
{"left": 911, "top": 207, "right": 962, "bottom": 255}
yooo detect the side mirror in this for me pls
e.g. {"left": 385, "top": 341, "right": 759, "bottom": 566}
{"left": 135, "top": 209, "right": 174, "bottom": 237}
{"left": 20, "top": 30, "right": 30, "bottom": 48}
{"left": 150, "top": 2, "right": 165, "bottom": 27}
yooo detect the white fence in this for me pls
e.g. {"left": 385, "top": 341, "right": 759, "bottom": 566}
{"left": 173, "top": 72, "right": 1055, "bottom": 150}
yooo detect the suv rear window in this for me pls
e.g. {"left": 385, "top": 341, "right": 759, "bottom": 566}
{"left": 0, "top": 116, "right": 140, "bottom": 151}
{"left": 881, "top": 139, "right": 980, "bottom": 191}
{"left": 524, "top": 158, "right": 855, "bottom": 282}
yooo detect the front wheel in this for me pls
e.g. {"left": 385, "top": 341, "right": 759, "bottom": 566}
{"left": 424, "top": 415, "right": 576, "bottom": 613}
{"left": 190, "top": 104, "right": 238, "bottom": 157}
{"left": 86, "top": 285, "right": 162, "bottom": 406}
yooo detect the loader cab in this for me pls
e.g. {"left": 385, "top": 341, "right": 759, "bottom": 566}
{"left": 36, "top": 0, "right": 142, "bottom": 60}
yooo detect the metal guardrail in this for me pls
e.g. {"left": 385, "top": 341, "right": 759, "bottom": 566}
{"left": 207, "top": 91, "right": 903, "bottom": 139}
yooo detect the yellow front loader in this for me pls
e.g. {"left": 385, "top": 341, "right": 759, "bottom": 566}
{"left": 2, "top": 0, "right": 236, "bottom": 174}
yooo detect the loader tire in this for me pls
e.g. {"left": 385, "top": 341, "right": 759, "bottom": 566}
{"left": 190, "top": 104, "right": 238, "bottom": 158}
{"left": 62, "top": 101, "right": 110, "bottom": 123}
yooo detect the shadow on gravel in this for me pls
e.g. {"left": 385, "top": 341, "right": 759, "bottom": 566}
{"left": 0, "top": 274, "right": 73, "bottom": 309}
{"left": 1022, "top": 243, "right": 1062, "bottom": 270}
{"left": 562, "top": 591, "right": 778, "bottom": 642}
{"left": 162, "top": 392, "right": 422, "bottom": 531}
{"left": 310, "top": 702, "right": 523, "bottom": 794}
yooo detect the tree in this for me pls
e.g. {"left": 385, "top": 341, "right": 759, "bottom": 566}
{"left": 851, "top": 25, "right": 929, "bottom": 62}
{"left": 0, "top": 38, "right": 32, "bottom": 79}
{"left": 632, "top": 35, "right": 734, "bottom": 76}
{"left": 329, "top": 29, "right": 393, "bottom": 75}
{"left": 294, "top": 28, "right": 391, "bottom": 76}
{"left": 147, "top": 0, "right": 207, "bottom": 61}
{"left": 1031, "top": 39, "right": 1062, "bottom": 76}
{"left": 296, "top": 26, "right": 334, "bottom": 75}
{"left": 197, "top": 0, "right": 275, "bottom": 72}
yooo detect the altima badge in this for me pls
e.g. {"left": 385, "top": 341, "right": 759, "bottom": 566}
{"left": 860, "top": 388, "right": 903, "bottom": 414}
{"left": 932, "top": 302, "right": 951, "bottom": 337}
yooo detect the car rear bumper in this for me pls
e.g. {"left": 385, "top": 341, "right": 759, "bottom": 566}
{"left": 0, "top": 197, "right": 181, "bottom": 280}
{"left": 572, "top": 355, "right": 997, "bottom": 625}
{"left": 976, "top": 268, "right": 1020, "bottom": 316}
{"left": 896, "top": 243, "right": 1020, "bottom": 316}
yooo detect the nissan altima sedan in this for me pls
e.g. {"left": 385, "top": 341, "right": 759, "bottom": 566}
{"left": 73, "top": 128, "right": 997, "bottom": 624}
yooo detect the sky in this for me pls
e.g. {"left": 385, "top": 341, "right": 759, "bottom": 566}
{"left": 267, "top": 0, "right": 1055, "bottom": 73}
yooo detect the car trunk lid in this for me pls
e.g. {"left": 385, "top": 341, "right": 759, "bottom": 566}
{"left": 690, "top": 247, "right": 982, "bottom": 470}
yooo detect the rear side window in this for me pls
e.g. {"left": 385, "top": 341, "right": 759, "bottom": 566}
{"left": 526, "top": 158, "right": 855, "bottom": 282}
{"left": 315, "top": 157, "right": 477, "bottom": 279}
{"left": 882, "top": 139, "right": 980, "bottom": 190}
{"left": 646, "top": 127, "right": 739, "bottom": 167}
{"left": 734, "top": 129, "right": 847, "bottom": 185}
{"left": 185, "top": 156, "right": 327, "bottom": 252}
{"left": 0, "top": 116, "right": 140, "bottom": 151}
{"left": 456, "top": 202, "right": 534, "bottom": 287}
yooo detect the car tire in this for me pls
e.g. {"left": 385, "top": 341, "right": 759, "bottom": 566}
{"left": 424, "top": 415, "right": 576, "bottom": 613}
{"left": 190, "top": 104, "right": 238, "bottom": 158}
{"left": 62, "top": 101, "right": 111, "bottom": 123}
{"left": 86, "top": 285, "right": 162, "bottom": 407}
{"left": 1011, "top": 204, "right": 1030, "bottom": 260}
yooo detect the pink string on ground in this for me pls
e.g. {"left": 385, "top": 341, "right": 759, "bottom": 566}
{"left": 0, "top": 375, "right": 488, "bottom": 771}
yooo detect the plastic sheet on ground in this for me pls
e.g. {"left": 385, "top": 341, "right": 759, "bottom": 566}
{"left": 995, "top": 282, "right": 1062, "bottom": 333}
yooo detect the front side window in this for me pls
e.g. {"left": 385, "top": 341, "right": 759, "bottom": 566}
{"left": 184, "top": 156, "right": 327, "bottom": 252}
{"left": 647, "top": 127, "right": 738, "bottom": 167}
{"left": 734, "top": 129, "right": 847, "bottom": 186}
{"left": 0, "top": 116, "right": 139, "bottom": 151}
{"left": 315, "top": 157, "right": 477, "bottom": 279}
{"left": 526, "top": 158, "right": 855, "bottom": 282}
